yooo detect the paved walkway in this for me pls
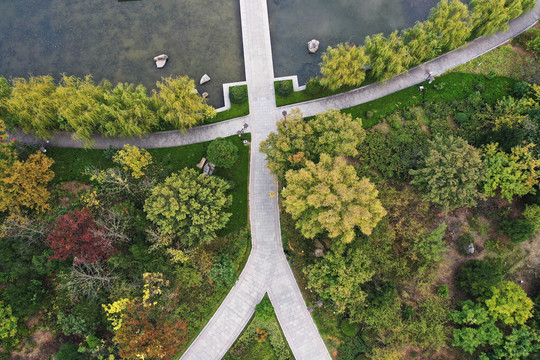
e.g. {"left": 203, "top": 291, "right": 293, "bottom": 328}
{"left": 180, "top": 0, "right": 331, "bottom": 358}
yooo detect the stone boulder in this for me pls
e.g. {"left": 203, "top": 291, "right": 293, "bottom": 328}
{"left": 200, "top": 74, "right": 211, "bottom": 85}
{"left": 307, "top": 39, "right": 320, "bottom": 54}
{"left": 153, "top": 54, "right": 168, "bottom": 68}
{"left": 202, "top": 92, "right": 209, "bottom": 99}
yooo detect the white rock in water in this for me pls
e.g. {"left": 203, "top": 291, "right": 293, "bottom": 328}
{"left": 202, "top": 92, "right": 209, "bottom": 98}
{"left": 307, "top": 39, "right": 320, "bottom": 53}
{"left": 153, "top": 54, "right": 168, "bottom": 68}
{"left": 200, "top": 74, "right": 211, "bottom": 85}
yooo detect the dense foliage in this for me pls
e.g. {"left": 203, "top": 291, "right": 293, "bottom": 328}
{"left": 1, "top": 74, "right": 215, "bottom": 145}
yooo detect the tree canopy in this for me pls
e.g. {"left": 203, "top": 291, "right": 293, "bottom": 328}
{"left": 410, "top": 135, "right": 484, "bottom": 212}
{"left": 260, "top": 108, "right": 365, "bottom": 181}
{"left": 154, "top": 76, "right": 216, "bottom": 131}
{"left": 320, "top": 43, "right": 369, "bottom": 90}
{"left": 144, "top": 168, "right": 232, "bottom": 247}
{"left": 282, "top": 154, "right": 386, "bottom": 242}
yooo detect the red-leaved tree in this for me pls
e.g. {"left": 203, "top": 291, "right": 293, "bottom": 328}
{"left": 47, "top": 208, "right": 114, "bottom": 264}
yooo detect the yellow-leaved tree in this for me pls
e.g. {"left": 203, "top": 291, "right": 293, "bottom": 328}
{"left": 113, "top": 144, "right": 153, "bottom": 179}
{"left": 282, "top": 154, "right": 386, "bottom": 243}
{"left": 0, "top": 152, "right": 54, "bottom": 213}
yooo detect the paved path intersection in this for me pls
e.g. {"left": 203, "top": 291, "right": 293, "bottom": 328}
{"left": 13, "top": 1, "right": 540, "bottom": 359}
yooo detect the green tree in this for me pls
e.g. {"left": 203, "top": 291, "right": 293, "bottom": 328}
{"left": 491, "top": 326, "right": 540, "bottom": 360}
{"left": 0, "top": 76, "right": 11, "bottom": 117}
{"left": 56, "top": 75, "right": 106, "bottom": 145}
{"left": 207, "top": 137, "right": 238, "bottom": 168}
{"left": 410, "top": 135, "right": 484, "bottom": 212}
{"left": 364, "top": 31, "right": 411, "bottom": 82}
{"left": 455, "top": 260, "right": 502, "bottom": 298}
{"left": 112, "top": 144, "right": 153, "bottom": 179}
{"left": 450, "top": 300, "right": 504, "bottom": 355}
{"left": 470, "top": 0, "right": 525, "bottom": 37}
{"left": 144, "top": 168, "right": 232, "bottom": 246}
{"left": 425, "top": 0, "right": 471, "bottom": 53}
{"left": 304, "top": 248, "right": 374, "bottom": 316}
{"left": 154, "top": 76, "right": 216, "bottom": 131}
{"left": 485, "top": 281, "right": 534, "bottom": 326}
{"left": 4, "top": 76, "right": 59, "bottom": 139}
{"left": 319, "top": 43, "right": 369, "bottom": 90}
{"left": 481, "top": 143, "right": 540, "bottom": 201}
{"left": 282, "top": 154, "right": 386, "bottom": 242}
{"left": 403, "top": 21, "right": 440, "bottom": 66}
{"left": 100, "top": 82, "right": 158, "bottom": 138}
{"left": 260, "top": 108, "right": 365, "bottom": 181}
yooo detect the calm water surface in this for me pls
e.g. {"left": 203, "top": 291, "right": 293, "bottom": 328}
{"left": 268, "top": 0, "right": 455, "bottom": 83}
{"left": 0, "top": 0, "right": 244, "bottom": 107}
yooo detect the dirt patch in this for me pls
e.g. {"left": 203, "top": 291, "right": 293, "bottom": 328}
{"left": 9, "top": 330, "right": 59, "bottom": 360}
{"left": 57, "top": 181, "right": 92, "bottom": 207}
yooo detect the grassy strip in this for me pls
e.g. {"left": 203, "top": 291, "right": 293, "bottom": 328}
{"left": 223, "top": 294, "right": 293, "bottom": 360}
{"left": 451, "top": 45, "right": 540, "bottom": 84}
{"left": 47, "top": 134, "right": 250, "bottom": 233}
{"left": 339, "top": 72, "right": 517, "bottom": 128}
{"left": 275, "top": 79, "right": 357, "bottom": 107}
{"left": 205, "top": 85, "right": 249, "bottom": 124}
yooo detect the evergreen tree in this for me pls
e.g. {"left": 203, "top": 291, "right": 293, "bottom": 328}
{"left": 410, "top": 135, "right": 484, "bottom": 212}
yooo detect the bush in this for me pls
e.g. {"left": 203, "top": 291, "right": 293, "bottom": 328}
{"left": 523, "top": 204, "right": 540, "bottom": 229}
{"left": 513, "top": 81, "right": 532, "bottom": 98}
{"left": 486, "top": 70, "right": 497, "bottom": 80}
{"left": 455, "top": 112, "right": 469, "bottom": 125}
{"left": 437, "top": 284, "right": 449, "bottom": 297}
{"left": 209, "top": 254, "right": 237, "bottom": 287}
{"left": 206, "top": 137, "right": 238, "bottom": 168}
{"left": 499, "top": 219, "right": 536, "bottom": 243}
{"left": 255, "top": 297, "right": 274, "bottom": 322}
{"left": 456, "top": 232, "right": 475, "bottom": 256}
{"left": 305, "top": 77, "right": 322, "bottom": 95}
{"left": 276, "top": 80, "right": 293, "bottom": 97}
{"left": 229, "top": 85, "right": 248, "bottom": 104}
{"left": 338, "top": 335, "right": 367, "bottom": 360}
{"left": 55, "top": 343, "right": 87, "bottom": 360}
{"left": 341, "top": 319, "right": 359, "bottom": 337}
{"left": 455, "top": 259, "right": 502, "bottom": 298}
{"left": 402, "top": 305, "right": 415, "bottom": 320}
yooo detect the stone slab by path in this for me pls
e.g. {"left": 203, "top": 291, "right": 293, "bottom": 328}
{"left": 280, "top": 2, "right": 540, "bottom": 117}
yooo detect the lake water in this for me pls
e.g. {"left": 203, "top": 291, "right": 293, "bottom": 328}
{"left": 268, "top": 0, "right": 450, "bottom": 84}
{"left": 0, "top": 0, "right": 244, "bottom": 108}
{"left": 0, "top": 0, "right": 468, "bottom": 108}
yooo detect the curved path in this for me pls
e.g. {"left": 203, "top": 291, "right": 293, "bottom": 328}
{"left": 14, "top": 1, "right": 540, "bottom": 359}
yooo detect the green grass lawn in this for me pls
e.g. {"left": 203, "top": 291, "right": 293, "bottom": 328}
{"left": 275, "top": 79, "right": 357, "bottom": 107}
{"left": 47, "top": 134, "right": 250, "bottom": 234}
{"left": 205, "top": 85, "right": 250, "bottom": 125}
{"left": 451, "top": 45, "right": 540, "bottom": 84}
{"left": 223, "top": 294, "right": 293, "bottom": 360}
{"left": 340, "top": 72, "right": 517, "bottom": 128}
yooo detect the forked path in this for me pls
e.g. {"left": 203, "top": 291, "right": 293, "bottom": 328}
{"left": 180, "top": 0, "right": 331, "bottom": 358}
